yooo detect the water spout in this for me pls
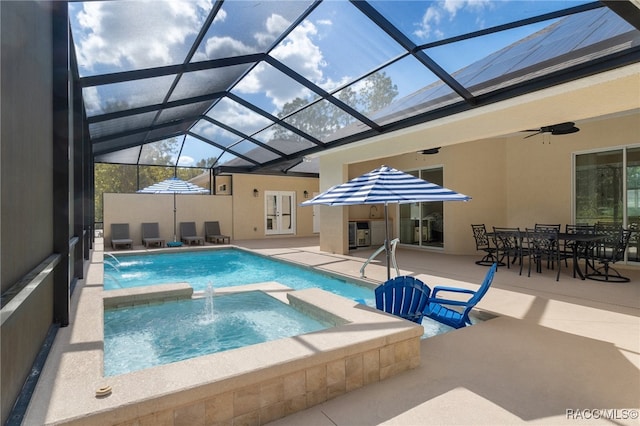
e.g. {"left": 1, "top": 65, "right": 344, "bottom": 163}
{"left": 104, "top": 252, "right": 121, "bottom": 265}
{"left": 204, "top": 282, "right": 215, "bottom": 322}
{"left": 104, "top": 274, "right": 123, "bottom": 289}
{"left": 104, "top": 260, "right": 120, "bottom": 273}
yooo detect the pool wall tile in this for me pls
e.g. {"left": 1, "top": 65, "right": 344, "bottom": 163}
{"left": 282, "top": 370, "right": 306, "bottom": 400}
{"left": 205, "top": 392, "right": 233, "bottom": 424}
{"left": 233, "top": 410, "right": 259, "bottom": 426}
{"left": 259, "top": 378, "right": 284, "bottom": 407}
{"left": 260, "top": 401, "right": 285, "bottom": 424}
{"left": 234, "top": 386, "right": 261, "bottom": 416}
{"left": 345, "top": 354, "right": 364, "bottom": 392}
{"left": 326, "top": 359, "right": 346, "bottom": 399}
{"left": 173, "top": 401, "right": 205, "bottom": 426}
{"left": 363, "top": 349, "right": 380, "bottom": 385}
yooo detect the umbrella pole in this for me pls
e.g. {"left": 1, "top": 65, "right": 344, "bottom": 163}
{"left": 384, "top": 203, "right": 391, "bottom": 280}
{"left": 173, "top": 192, "right": 177, "bottom": 242}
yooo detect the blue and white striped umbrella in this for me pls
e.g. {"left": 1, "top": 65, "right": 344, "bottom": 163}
{"left": 301, "top": 165, "right": 470, "bottom": 278}
{"left": 301, "top": 166, "right": 470, "bottom": 206}
{"left": 138, "top": 177, "right": 209, "bottom": 242}
{"left": 137, "top": 177, "right": 209, "bottom": 195}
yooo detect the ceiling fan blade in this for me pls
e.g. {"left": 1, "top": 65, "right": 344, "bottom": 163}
{"left": 523, "top": 131, "right": 542, "bottom": 139}
{"left": 551, "top": 122, "right": 576, "bottom": 132}
{"left": 551, "top": 126, "right": 579, "bottom": 135}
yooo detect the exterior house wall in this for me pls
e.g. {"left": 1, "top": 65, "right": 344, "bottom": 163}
{"left": 316, "top": 64, "right": 639, "bottom": 256}
{"left": 226, "top": 174, "right": 319, "bottom": 240}
{"left": 505, "top": 113, "right": 640, "bottom": 230}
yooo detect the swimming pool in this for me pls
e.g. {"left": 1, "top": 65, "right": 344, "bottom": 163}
{"left": 104, "top": 290, "right": 333, "bottom": 376}
{"left": 104, "top": 248, "right": 376, "bottom": 304}
{"left": 104, "top": 248, "right": 458, "bottom": 339}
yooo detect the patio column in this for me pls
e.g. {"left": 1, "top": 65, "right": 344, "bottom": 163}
{"left": 318, "top": 159, "right": 349, "bottom": 255}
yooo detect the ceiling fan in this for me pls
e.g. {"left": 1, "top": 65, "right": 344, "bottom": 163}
{"left": 522, "top": 122, "right": 580, "bottom": 139}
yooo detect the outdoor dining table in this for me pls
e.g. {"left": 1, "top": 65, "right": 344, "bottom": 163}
{"left": 487, "top": 230, "right": 604, "bottom": 280}
{"left": 555, "top": 232, "right": 604, "bottom": 280}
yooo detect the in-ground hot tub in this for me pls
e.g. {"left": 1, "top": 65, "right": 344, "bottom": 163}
{"left": 25, "top": 274, "right": 424, "bottom": 426}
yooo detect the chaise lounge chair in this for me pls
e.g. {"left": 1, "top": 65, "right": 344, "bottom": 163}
{"left": 422, "top": 263, "right": 497, "bottom": 329}
{"left": 180, "top": 222, "right": 204, "bottom": 246}
{"left": 141, "top": 222, "right": 165, "bottom": 248}
{"left": 374, "top": 276, "right": 431, "bottom": 324}
{"left": 204, "top": 221, "right": 230, "bottom": 244}
{"left": 111, "top": 223, "right": 133, "bottom": 250}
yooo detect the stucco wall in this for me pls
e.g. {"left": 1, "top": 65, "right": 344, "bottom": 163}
{"left": 505, "top": 112, "right": 640, "bottom": 229}
{"left": 104, "top": 193, "right": 233, "bottom": 246}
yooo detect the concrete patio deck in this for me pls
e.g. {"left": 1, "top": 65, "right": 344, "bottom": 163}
{"left": 235, "top": 237, "right": 640, "bottom": 425}
{"left": 26, "top": 236, "right": 639, "bottom": 425}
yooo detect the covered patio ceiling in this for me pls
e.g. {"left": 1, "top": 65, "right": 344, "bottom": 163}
{"left": 71, "top": 1, "right": 640, "bottom": 177}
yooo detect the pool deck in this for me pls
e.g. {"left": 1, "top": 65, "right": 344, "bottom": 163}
{"left": 235, "top": 237, "right": 640, "bottom": 425}
{"left": 27, "top": 237, "right": 640, "bottom": 425}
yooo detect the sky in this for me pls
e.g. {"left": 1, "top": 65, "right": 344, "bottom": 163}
{"left": 70, "top": 0, "right": 593, "bottom": 167}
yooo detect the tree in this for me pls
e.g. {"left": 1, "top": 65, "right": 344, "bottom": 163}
{"left": 273, "top": 71, "right": 398, "bottom": 142}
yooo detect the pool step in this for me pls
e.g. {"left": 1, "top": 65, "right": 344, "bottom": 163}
{"left": 103, "top": 283, "right": 193, "bottom": 309}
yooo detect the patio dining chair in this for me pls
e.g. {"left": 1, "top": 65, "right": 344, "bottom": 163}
{"left": 525, "top": 228, "right": 561, "bottom": 281}
{"left": 586, "top": 228, "right": 633, "bottom": 282}
{"left": 562, "top": 224, "right": 596, "bottom": 267}
{"left": 493, "top": 227, "right": 524, "bottom": 275}
{"left": 470, "top": 224, "right": 499, "bottom": 266}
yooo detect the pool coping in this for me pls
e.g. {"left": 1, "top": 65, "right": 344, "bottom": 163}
{"left": 24, "top": 248, "right": 424, "bottom": 425}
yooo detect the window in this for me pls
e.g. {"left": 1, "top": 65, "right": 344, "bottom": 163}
{"left": 398, "top": 167, "right": 444, "bottom": 248}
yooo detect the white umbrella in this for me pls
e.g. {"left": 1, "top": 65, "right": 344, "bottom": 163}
{"left": 137, "top": 177, "right": 209, "bottom": 243}
{"left": 301, "top": 165, "right": 471, "bottom": 278}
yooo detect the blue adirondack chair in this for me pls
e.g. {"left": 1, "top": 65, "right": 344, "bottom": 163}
{"left": 422, "top": 263, "right": 497, "bottom": 329}
{"left": 375, "top": 276, "right": 432, "bottom": 324}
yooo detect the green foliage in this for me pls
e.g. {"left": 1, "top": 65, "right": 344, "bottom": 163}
{"left": 274, "top": 71, "right": 398, "bottom": 141}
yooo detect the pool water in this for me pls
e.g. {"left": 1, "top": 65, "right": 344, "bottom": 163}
{"left": 103, "top": 248, "right": 463, "bottom": 363}
{"left": 104, "top": 249, "right": 375, "bottom": 305}
{"left": 104, "top": 291, "right": 333, "bottom": 376}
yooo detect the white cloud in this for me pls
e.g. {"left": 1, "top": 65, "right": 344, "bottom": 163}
{"left": 74, "top": 0, "right": 211, "bottom": 72}
{"left": 414, "top": 0, "right": 493, "bottom": 40}
{"left": 82, "top": 86, "right": 102, "bottom": 116}
{"left": 177, "top": 155, "right": 195, "bottom": 166}
{"left": 254, "top": 13, "right": 290, "bottom": 46}
{"left": 209, "top": 99, "right": 271, "bottom": 134}
{"left": 232, "top": 18, "right": 330, "bottom": 111}
{"left": 203, "top": 36, "right": 255, "bottom": 58}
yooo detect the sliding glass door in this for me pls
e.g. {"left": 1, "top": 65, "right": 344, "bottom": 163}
{"left": 575, "top": 147, "right": 640, "bottom": 262}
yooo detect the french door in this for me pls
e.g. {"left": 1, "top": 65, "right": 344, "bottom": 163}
{"left": 265, "top": 191, "right": 296, "bottom": 235}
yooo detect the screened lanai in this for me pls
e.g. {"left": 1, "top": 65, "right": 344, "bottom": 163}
{"left": 71, "top": 0, "right": 640, "bottom": 177}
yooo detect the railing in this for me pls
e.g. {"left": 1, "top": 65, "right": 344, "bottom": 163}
{"left": 360, "top": 238, "right": 400, "bottom": 278}
{"left": 0, "top": 254, "right": 61, "bottom": 317}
